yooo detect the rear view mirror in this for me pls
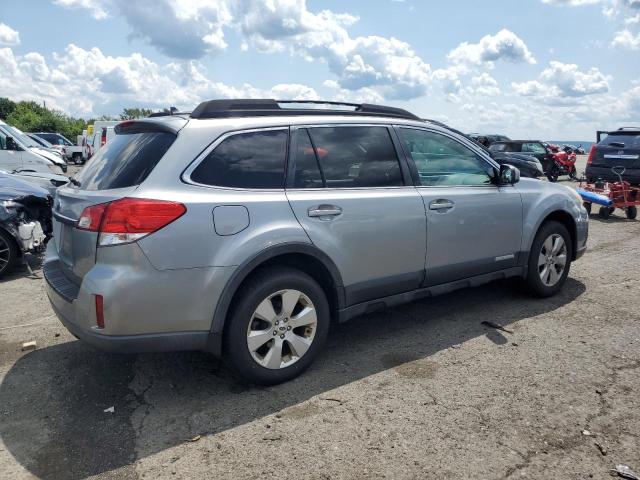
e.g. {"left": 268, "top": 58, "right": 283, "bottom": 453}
{"left": 499, "top": 164, "right": 520, "bottom": 185}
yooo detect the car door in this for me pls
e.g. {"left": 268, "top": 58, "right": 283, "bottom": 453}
{"left": 0, "top": 128, "right": 23, "bottom": 172}
{"left": 286, "top": 125, "right": 427, "bottom": 306}
{"left": 395, "top": 126, "right": 523, "bottom": 286}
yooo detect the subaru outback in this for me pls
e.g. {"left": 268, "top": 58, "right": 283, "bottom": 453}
{"left": 44, "top": 99, "right": 588, "bottom": 384}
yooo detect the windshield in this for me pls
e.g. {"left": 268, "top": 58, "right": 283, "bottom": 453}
{"left": 30, "top": 134, "right": 53, "bottom": 148}
{"left": 4, "top": 125, "right": 39, "bottom": 148}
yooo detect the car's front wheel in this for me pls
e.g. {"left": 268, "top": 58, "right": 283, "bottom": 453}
{"left": 225, "top": 267, "right": 330, "bottom": 384}
{"left": 524, "top": 221, "right": 572, "bottom": 297}
{"left": 0, "top": 229, "right": 18, "bottom": 278}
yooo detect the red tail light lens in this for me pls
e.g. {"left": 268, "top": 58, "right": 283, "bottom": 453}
{"left": 587, "top": 145, "right": 596, "bottom": 165}
{"left": 76, "top": 198, "right": 186, "bottom": 245}
{"left": 101, "top": 128, "right": 107, "bottom": 146}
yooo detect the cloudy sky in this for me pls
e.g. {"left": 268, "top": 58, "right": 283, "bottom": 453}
{"left": 1, "top": 0, "right": 639, "bottom": 139}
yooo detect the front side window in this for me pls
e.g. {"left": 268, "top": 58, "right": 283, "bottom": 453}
{"left": 191, "top": 129, "right": 288, "bottom": 189}
{"left": 398, "top": 128, "right": 493, "bottom": 186}
{"left": 292, "top": 126, "right": 403, "bottom": 188}
{"left": 522, "top": 142, "right": 546, "bottom": 154}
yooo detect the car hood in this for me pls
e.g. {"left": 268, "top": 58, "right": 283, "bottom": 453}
{"left": 31, "top": 147, "right": 65, "bottom": 165}
{"left": 0, "top": 172, "right": 51, "bottom": 201}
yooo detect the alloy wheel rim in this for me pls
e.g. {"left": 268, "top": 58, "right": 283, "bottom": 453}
{"left": 0, "top": 236, "right": 9, "bottom": 273}
{"left": 538, "top": 234, "right": 567, "bottom": 287}
{"left": 246, "top": 289, "right": 317, "bottom": 370}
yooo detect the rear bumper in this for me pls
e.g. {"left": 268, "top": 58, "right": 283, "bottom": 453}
{"left": 586, "top": 166, "right": 640, "bottom": 184}
{"left": 43, "top": 241, "right": 234, "bottom": 353}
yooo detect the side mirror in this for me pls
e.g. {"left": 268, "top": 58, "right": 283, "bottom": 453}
{"left": 6, "top": 137, "right": 19, "bottom": 151}
{"left": 499, "top": 164, "right": 520, "bottom": 185}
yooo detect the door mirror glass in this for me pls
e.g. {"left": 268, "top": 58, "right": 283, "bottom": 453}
{"left": 499, "top": 164, "right": 520, "bottom": 185}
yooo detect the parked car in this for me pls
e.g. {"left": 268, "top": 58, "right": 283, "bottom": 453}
{"left": 0, "top": 169, "right": 69, "bottom": 196}
{"left": 464, "top": 135, "right": 543, "bottom": 178}
{"left": 0, "top": 172, "right": 52, "bottom": 278}
{"left": 467, "top": 133, "right": 511, "bottom": 147}
{"left": 32, "top": 132, "right": 87, "bottom": 164}
{"left": 489, "top": 140, "right": 555, "bottom": 177}
{"left": 5, "top": 126, "right": 68, "bottom": 173}
{"left": 44, "top": 99, "right": 588, "bottom": 385}
{"left": 0, "top": 121, "right": 65, "bottom": 175}
{"left": 586, "top": 127, "right": 640, "bottom": 185}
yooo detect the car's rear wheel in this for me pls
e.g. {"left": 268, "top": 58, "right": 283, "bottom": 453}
{"left": 524, "top": 221, "right": 572, "bottom": 297}
{"left": 225, "top": 267, "right": 330, "bottom": 385}
{"left": 0, "top": 229, "right": 18, "bottom": 278}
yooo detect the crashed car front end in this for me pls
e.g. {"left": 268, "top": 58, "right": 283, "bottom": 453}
{"left": 0, "top": 174, "right": 53, "bottom": 276}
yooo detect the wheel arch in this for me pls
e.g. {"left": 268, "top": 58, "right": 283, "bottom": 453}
{"left": 206, "top": 243, "right": 345, "bottom": 356}
{"left": 535, "top": 210, "right": 578, "bottom": 260}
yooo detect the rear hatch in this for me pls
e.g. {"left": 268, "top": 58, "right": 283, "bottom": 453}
{"left": 591, "top": 131, "right": 640, "bottom": 169}
{"left": 52, "top": 120, "right": 182, "bottom": 286}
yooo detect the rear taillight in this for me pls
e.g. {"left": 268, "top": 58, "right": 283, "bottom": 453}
{"left": 76, "top": 198, "right": 186, "bottom": 246}
{"left": 587, "top": 145, "right": 596, "bottom": 165}
{"left": 101, "top": 128, "right": 107, "bottom": 146}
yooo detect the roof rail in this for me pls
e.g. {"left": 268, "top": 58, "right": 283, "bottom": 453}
{"left": 147, "top": 111, "right": 191, "bottom": 118}
{"left": 617, "top": 126, "right": 640, "bottom": 131}
{"left": 190, "top": 99, "right": 421, "bottom": 121}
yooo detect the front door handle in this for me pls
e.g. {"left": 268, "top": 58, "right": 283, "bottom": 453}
{"left": 308, "top": 205, "right": 342, "bottom": 218}
{"left": 429, "top": 199, "right": 454, "bottom": 210}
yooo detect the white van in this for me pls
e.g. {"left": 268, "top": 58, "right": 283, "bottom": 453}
{"left": 88, "top": 120, "right": 119, "bottom": 155}
{"left": 0, "top": 121, "right": 64, "bottom": 175}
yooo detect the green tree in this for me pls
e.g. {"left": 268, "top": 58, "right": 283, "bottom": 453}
{"left": 0, "top": 98, "right": 16, "bottom": 120}
{"left": 3, "top": 100, "right": 88, "bottom": 140}
{"left": 120, "top": 108, "right": 154, "bottom": 120}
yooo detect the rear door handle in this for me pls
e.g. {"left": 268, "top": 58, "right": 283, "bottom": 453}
{"left": 308, "top": 205, "right": 342, "bottom": 218}
{"left": 429, "top": 199, "right": 454, "bottom": 210}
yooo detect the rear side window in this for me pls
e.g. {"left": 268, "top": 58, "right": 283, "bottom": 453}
{"left": 522, "top": 142, "right": 546, "bottom": 154}
{"left": 489, "top": 144, "right": 506, "bottom": 152}
{"left": 294, "top": 126, "right": 402, "bottom": 188}
{"left": 75, "top": 132, "right": 175, "bottom": 190}
{"left": 191, "top": 129, "right": 288, "bottom": 189}
{"left": 599, "top": 133, "right": 640, "bottom": 148}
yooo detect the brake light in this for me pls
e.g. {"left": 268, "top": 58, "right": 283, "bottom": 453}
{"left": 95, "top": 294, "right": 105, "bottom": 329}
{"left": 76, "top": 198, "right": 186, "bottom": 246}
{"left": 587, "top": 145, "right": 596, "bottom": 165}
{"left": 101, "top": 128, "right": 107, "bottom": 147}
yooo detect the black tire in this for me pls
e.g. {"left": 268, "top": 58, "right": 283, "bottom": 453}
{"left": 569, "top": 166, "right": 577, "bottom": 180}
{"left": 599, "top": 206, "right": 611, "bottom": 219}
{"left": 523, "top": 221, "right": 572, "bottom": 297}
{"left": 0, "top": 229, "right": 18, "bottom": 278}
{"left": 627, "top": 206, "right": 637, "bottom": 220}
{"left": 224, "top": 267, "right": 330, "bottom": 385}
{"left": 73, "top": 154, "right": 83, "bottom": 165}
{"left": 547, "top": 167, "right": 559, "bottom": 182}
{"left": 583, "top": 202, "right": 592, "bottom": 214}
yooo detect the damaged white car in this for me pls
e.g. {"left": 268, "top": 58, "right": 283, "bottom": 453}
{"left": 0, "top": 172, "right": 52, "bottom": 277}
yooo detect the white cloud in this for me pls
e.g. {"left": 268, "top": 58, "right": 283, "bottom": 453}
{"left": 611, "top": 29, "right": 640, "bottom": 48}
{"left": 53, "top": 0, "right": 108, "bottom": 19}
{"left": 447, "top": 29, "right": 536, "bottom": 67}
{"left": 541, "top": 0, "right": 602, "bottom": 5}
{"left": 512, "top": 61, "right": 610, "bottom": 99}
{"left": 0, "top": 44, "right": 321, "bottom": 117}
{"left": 0, "top": 23, "right": 20, "bottom": 46}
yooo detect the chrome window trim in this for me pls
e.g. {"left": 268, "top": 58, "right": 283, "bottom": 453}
{"left": 181, "top": 126, "right": 290, "bottom": 192}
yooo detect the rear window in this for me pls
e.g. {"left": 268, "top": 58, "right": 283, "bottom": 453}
{"left": 190, "top": 129, "right": 288, "bottom": 189}
{"left": 599, "top": 133, "right": 640, "bottom": 148}
{"left": 489, "top": 144, "right": 507, "bottom": 152}
{"left": 74, "top": 132, "right": 175, "bottom": 190}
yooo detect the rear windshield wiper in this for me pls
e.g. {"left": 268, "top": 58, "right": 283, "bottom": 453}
{"left": 609, "top": 142, "right": 625, "bottom": 148}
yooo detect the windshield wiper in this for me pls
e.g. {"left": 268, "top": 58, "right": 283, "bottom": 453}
{"left": 69, "top": 178, "right": 82, "bottom": 187}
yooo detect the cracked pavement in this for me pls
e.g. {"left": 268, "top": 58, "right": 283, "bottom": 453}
{"left": 0, "top": 165, "right": 638, "bottom": 479}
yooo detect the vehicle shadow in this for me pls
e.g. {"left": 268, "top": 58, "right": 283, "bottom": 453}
{"left": 0, "top": 278, "right": 585, "bottom": 479}
{"left": 0, "top": 253, "right": 44, "bottom": 283}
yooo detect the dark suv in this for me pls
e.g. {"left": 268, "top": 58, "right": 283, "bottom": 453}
{"left": 586, "top": 128, "right": 640, "bottom": 184}
{"left": 489, "top": 141, "right": 554, "bottom": 174}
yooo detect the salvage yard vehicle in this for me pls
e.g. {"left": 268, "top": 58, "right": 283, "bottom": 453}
{"left": 586, "top": 127, "right": 640, "bottom": 185}
{"left": 0, "top": 173, "right": 52, "bottom": 278}
{"left": 489, "top": 140, "right": 555, "bottom": 178}
{"left": 0, "top": 169, "right": 69, "bottom": 196}
{"left": 44, "top": 99, "right": 588, "bottom": 385}
{"left": 0, "top": 121, "right": 65, "bottom": 175}
{"left": 32, "top": 132, "right": 87, "bottom": 165}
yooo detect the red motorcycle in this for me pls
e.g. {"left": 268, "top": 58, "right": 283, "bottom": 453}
{"left": 546, "top": 149, "right": 577, "bottom": 182}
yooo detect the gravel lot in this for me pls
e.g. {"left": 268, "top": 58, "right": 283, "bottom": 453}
{"left": 1, "top": 157, "right": 638, "bottom": 479}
